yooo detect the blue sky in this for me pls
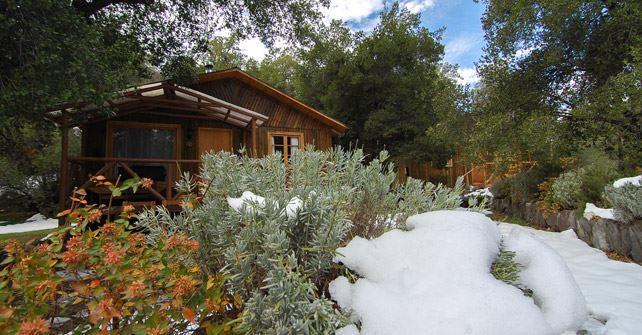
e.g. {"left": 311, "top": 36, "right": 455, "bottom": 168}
{"left": 238, "top": 0, "right": 486, "bottom": 84}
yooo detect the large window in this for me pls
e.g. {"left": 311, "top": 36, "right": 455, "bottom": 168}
{"left": 269, "top": 132, "right": 303, "bottom": 163}
{"left": 108, "top": 122, "right": 179, "bottom": 159}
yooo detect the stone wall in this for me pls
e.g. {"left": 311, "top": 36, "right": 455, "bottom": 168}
{"left": 492, "top": 198, "right": 642, "bottom": 264}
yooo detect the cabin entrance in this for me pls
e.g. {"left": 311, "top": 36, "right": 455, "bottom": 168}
{"left": 198, "top": 127, "right": 233, "bottom": 157}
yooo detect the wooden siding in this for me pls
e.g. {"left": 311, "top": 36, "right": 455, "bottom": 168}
{"left": 192, "top": 78, "right": 336, "bottom": 156}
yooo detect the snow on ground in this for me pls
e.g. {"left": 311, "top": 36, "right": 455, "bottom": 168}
{"left": 0, "top": 215, "right": 58, "bottom": 234}
{"left": 584, "top": 203, "right": 616, "bottom": 220}
{"left": 330, "top": 210, "right": 587, "bottom": 335}
{"left": 499, "top": 223, "right": 642, "bottom": 335}
{"left": 612, "top": 175, "right": 642, "bottom": 188}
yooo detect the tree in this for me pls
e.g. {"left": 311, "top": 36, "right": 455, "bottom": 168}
{"left": 0, "top": 0, "right": 329, "bottom": 215}
{"left": 472, "top": 0, "right": 642, "bottom": 168}
{"left": 298, "top": 4, "right": 450, "bottom": 164}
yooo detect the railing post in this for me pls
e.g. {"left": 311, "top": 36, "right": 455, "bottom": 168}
{"left": 58, "top": 110, "right": 70, "bottom": 224}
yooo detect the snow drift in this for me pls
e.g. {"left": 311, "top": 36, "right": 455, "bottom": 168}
{"left": 330, "top": 210, "right": 587, "bottom": 335}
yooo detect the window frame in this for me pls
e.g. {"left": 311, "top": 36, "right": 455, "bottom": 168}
{"left": 106, "top": 121, "right": 181, "bottom": 159}
{"left": 267, "top": 131, "right": 304, "bottom": 164}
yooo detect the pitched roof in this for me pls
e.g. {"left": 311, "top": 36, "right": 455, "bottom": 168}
{"left": 198, "top": 68, "right": 348, "bottom": 134}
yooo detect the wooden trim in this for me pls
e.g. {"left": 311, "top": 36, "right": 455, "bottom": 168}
{"left": 198, "top": 69, "right": 348, "bottom": 134}
{"left": 267, "top": 131, "right": 304, "bottom": 162}
{"left": 106, "top": 120, "right": 181, "bottom": 159}
{"left": 196, "top": 127, "right": 233, "bottom": 157}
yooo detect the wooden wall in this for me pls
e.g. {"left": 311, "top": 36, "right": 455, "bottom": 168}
{"left": 81, "top": 109, "right": 243, "bottom": 160}
{"left": 192, "top": 78, "right": 336, "bottom": 156}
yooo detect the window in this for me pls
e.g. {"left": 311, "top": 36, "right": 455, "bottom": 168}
{"left": 269, "top": 132, "right": 303, "bottom": 163}
{"left": 108, "top": 122, "right": 179, "bottom": 159}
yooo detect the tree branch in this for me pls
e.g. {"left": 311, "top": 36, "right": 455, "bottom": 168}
{"left": 72, "top": 0, "right": 154, "bottom": 19}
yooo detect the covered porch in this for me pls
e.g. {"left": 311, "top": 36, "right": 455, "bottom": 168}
{"left": 47, "top": 81, "right": 269, "bottom": 211}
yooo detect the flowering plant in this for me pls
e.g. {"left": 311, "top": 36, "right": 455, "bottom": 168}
{"left": 0, "top": 177, "right": 240, "bottom": 334}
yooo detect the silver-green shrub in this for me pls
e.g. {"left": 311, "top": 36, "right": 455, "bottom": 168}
{"left": 137, "top": 147, "right": 486, "bottom": 333}
{"left": 604, "top": 184, "right": 642, "bottom": 223}
{"left": 549, "top": 169, "right": 585, "bottom": 209}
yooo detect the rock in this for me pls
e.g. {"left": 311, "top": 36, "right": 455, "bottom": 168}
{"left": 591, "top": 219, "right": 610, "bottom": 251}
{"left": 628, "top": 221, "right": 642, "bottom": 263}
{"left": 557, "top": 210, "right": 576, "bottom": 232}
{"left": 546, "top": 212, "right": 559, "bottom": 231}
{"left": 576, "top": 218, "right": 592, "bottom": 242}
{"left": 603, "top": 220, "right": 631, "bottom": 256}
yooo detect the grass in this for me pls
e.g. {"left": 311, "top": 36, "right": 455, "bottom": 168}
{"left": 0, "top": 229, "right": 57, "bottom": 247}
{"left": 490, "top": 212, "right": 542, "bottom": 228}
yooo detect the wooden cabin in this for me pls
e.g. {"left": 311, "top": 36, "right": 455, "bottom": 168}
{"left": 47, "top": 68, "right": 347, "bottom": 211}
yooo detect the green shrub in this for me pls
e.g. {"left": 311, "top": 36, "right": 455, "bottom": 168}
{"left": 548, "top": 169, "right": 585, "bottom": 210}
{"left": 138, "top": 148, "right": 484, "bottom": 334}
{"left": 540, "top": 148, "right": 621, "bottom": 211}
{"left": 604, "top": 184, "right": 642, "bottom": 223}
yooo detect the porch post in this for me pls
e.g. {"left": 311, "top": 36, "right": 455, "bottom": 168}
{"left": 250, "top": 118, "right": 258, "bottom": 157}
{"left": 58, "top": 110, "right": 70, "bottom": 214}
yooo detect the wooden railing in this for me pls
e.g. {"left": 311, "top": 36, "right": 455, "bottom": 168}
{"left": 65, "top": 156, "right": 201, "bottom": 207}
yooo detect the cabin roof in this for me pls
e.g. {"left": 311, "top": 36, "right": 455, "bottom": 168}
{"left": 46, "top": 81, "right": 269, "bottom": 128}
{"left": 198, "top": 68, "right": 348, "bottom": 134}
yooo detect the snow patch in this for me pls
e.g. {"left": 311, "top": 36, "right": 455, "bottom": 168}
{"left": 499, "top": 223, "right": 642, "bottom": 335}
{"left": 613, "top": 175, "right": 642, "bottom": 188}
{"left": 504, "top": 228, "right": 588, "bottom": 333}
{"left": 0, "top": 216, "right": 58, "bottom": 235}
{"left": 227, "top": 191, "right": 266, "bottom": 214}
{"left": 25, "top": 213, "right": 47, "bottom": 222}
{"left": 583, "top": 203, "right": 616, "bottom": 220}
{"left": 331, "top": 210, "right": 586, "bottom": 334}
{"left": 465, "top": 187, "right": 493, "bottom": 198}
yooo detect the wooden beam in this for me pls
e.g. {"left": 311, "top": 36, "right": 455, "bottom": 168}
{"left": 250, "top": 118, "right": 258, "bottom": 157}
{"left": 58, "top": 110, "right": 70, "bottom": 222}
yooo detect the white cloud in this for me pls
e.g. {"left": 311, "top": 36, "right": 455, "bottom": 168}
{"left": 456, "top": 67, "right": 479, "bottom": 85}
{"left": 238, "top": 37, "right": 269, "bottom": 61}
{"left": 444, "top": 35, "right": 477, "bottom": 64}
{"left": 403, "top": 0, "right": 437, "bottom": 14}
{"left": 322, "top": 0, "right": 385, "bottom": 23}
{"left": 236, "top": 0, "right": 440, "bottom": 61}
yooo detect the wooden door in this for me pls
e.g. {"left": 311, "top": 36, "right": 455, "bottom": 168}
{"left": 198, "top": 128, "right": 233, "bottom": 158}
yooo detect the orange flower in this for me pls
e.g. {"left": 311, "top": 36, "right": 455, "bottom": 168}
{"left": 165, "top": 234, "right": 199, "bottom": 253}
{"left": 18, "top": 318, "right": 49, "bottom": 335}
{"left": 147, "top": 326, "right": 168, "bottom": 335}
{"left": 100, "top": 222, "right": 118, "bottom": 236}
{"left": 140, "top": 178, "right": 154, "bottom": 190}
{"left": 172, "top": 275, "right": 196, "bottom": 298}
{"left": 103, "top": 249, "right": 125, "bottom": 266}
{"left": 66, "top": 236, "right": 83, "bottom": 250}
{"left": 127, "top": 232, "right": 146, "bottom": 247}
{"left": 34, "top": 243, "right": 49, "bottom": 255}
{"left": 90, "top": 298, "right": 121, "bottom": 324}
{"left": 126, "top": 280, "right": 146, "bottom": 298}
{"left": 122, "top": 204, "right": 135, "bottom": 214}
{"left": 62, "top": 249, "right": 88, "bottom": 265}
{"left": 87, "top": 209, "right": 102, "bottom": 223}
{"left": 4, "top": 240, "right": 21, "bottom": 254}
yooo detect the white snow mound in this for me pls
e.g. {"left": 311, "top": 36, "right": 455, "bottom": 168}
{"left": 583, "top": 203, "right": 616, "bottom": 220}
{"left": 227, "top": 191, "right": 266, "bottom": 214}
{"left": 613, "top": 175, "right": 642, "bottom": 188}
{"left": 331, "top": 210, "right": 587, "bottom": 335}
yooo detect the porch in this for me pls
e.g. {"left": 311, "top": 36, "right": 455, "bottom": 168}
{"left": 49, "top": 81, "right": 270, "bottom": 212}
